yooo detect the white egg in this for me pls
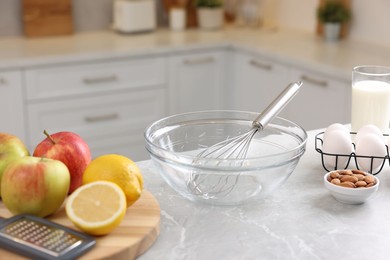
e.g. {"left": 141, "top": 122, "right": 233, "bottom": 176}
{"left": 356, "top": 133, "right": 387, "bottom": 173}
{"left": 322, "top": 129, "right": 354, "bottom": 170}
{"left": 323, "top": 123, "right": 350, "bottom": 142}
{"left": 354, "top": 124, "right": 383, "bottom": 145}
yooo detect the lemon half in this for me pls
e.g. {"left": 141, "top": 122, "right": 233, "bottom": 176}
{"left": 66, "top": 181, "right": 127, "bottom": 236}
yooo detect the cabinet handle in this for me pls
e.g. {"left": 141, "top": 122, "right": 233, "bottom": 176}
{"left": 183, "top": 57, "right": 214, "bottom": 65}
{"left": 300, "top": 75, "right": 328, "bottom": 87}
{"left": 82, "top": 75, "right": 118, "bottom": 84}
{"left": 84, "top": 113, "right": 119, "bottom": 123}
{"left": 0, "top": 78, "right": 7, "bottom": 85}
{"left": 249, "top": 60, "right": 273, "bottom": 71}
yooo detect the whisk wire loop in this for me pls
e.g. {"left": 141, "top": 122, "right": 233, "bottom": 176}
{"left": 198, "top": 129, "right": 258, "bottom": 161}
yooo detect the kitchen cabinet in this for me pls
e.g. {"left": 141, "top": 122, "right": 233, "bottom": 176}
{"left": 0, "top": 71, "right": 26, "bottom": 141}
{"left": 168, "top": 50, "right": 228, "bottom": 114}
{"left": 285, "top": 67, "right": 351, "bottom": 130}
{"left": 230, "top": 51, "right": 351, "bottom": 130}
{"left": 229, "top": 51, "right": 290, "bottom": 113}
{"left": 24, "top": 57, "right": 168, "bottom": 161}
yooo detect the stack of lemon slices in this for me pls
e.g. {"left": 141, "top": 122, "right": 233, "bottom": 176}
{"left": 65, "top": 154, "right": 143, "bottom": 235}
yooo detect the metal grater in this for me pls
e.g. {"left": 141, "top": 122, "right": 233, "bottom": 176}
{"left": 0, "top": 214, "right": 95, "bottom": 260}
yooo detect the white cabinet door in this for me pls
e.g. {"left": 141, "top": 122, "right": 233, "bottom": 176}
{"left": 0, "top": 71, "right": 26, "bottom": 142}
{"left": 168, "top": 50, "right": 228, "bottom": 114}
{"left": 229, "top": 51, "right": 290, "bottom": 114}
{"left": 286, "top": 68, "right": 351, "bottom": 130}
{"left": 27, "top": 87, "right": 166, "bottom": 161}
{"left": 24, "top": 57, "right": 168, "bottom": 161}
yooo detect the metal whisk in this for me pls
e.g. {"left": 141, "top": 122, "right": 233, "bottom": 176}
{"left": 187, "top": 81, "right": 303, "bottom": 199}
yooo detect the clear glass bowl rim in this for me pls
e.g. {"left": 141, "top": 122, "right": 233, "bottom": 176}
{"left": 144, "top": 110, "right": 308, "bottom": 170}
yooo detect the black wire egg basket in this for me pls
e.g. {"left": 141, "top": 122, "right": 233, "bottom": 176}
{"left": 315, "top": 131, "right": 390, "bottom": 175}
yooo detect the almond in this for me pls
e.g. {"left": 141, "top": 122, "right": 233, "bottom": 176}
{"left": 340, "top": 175, "right": 358, "bottom": 183}
{"left": 352, "top": 169, "right": 366, "bottom": 175}
{"left": 339, "top": 170, "right": 353, "bottom": 175}
{"left": 330, "top": 171, "right": 340, "bottom": 179}
{"left": 364, "top": 175, "right": 376, "bottom": 184}
{"left": 354, "top": 174, "right": 365, "bottom": 181}
{"left": 355, "top": 181, "right": 367, "bottom": 187}
{"left": 331, "top": 178, "right": 341, "bottom": 185}
{"left": 338, "top": 181, "right": 355, "bottom": 188}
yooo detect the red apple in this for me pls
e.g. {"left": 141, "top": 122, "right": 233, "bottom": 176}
{"left": 1, "top": 156, "right": 70, "bottom": 217}
{"left": 0, "top": 133, "right": 30, "bottom": 196}
{"left": 33, "top": 130, "right": 91, "bottom": 194}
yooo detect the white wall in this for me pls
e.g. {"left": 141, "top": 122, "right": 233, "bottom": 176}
{"left": 271, "top": 0, "right": 319, "bottom": 33}
{"left": 349, "top": 0, "right": 390, "bottom": 46}
{"left": 265, "top": 0, "right": 390, "bottom": 46}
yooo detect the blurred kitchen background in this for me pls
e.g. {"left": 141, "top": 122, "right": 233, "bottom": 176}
{"left": 0, "top": 0, "right": 389, "bottom": 161}
{"left": 0, "top": 0, "right": 388, "bottom": 47}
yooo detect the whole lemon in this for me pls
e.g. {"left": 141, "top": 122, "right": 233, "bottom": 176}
{"left": 83, "top": 154, "right": 143, "bottom": 207}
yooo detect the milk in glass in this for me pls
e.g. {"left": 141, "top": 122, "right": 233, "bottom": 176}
{"left": 351, "top": 80, "right": 390, "bottom": 133}
{"left": 351, "top": 66, "right": 390, "bottom": 134}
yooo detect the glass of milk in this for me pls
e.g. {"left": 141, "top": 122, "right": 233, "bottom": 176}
{"left": 351, "top": 65, "right": 390, "bottom": 134}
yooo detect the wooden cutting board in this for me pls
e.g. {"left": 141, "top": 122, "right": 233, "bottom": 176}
{"left": 0, "top": 190, "right": 161, "bottom": 259}
{"left": 22, "top": 0, "right": 74, "bottom": 37}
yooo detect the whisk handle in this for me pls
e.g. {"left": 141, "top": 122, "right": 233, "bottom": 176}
{"left": 252, "top": 81, "right": 303, "bottom": 130}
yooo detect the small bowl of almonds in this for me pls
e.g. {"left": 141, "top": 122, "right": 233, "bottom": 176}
{"left": 324, "top": 169, "right": 380, "bottom": 204}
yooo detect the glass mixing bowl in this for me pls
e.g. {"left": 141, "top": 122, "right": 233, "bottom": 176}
{"left": 144, "top": 111, "right": 307, "bottom": 206}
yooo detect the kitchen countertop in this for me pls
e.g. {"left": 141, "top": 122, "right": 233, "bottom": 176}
{"left": 137, "top": 128, "right": 390, "bottom": 260}
{"left": 1, "top": 26, "right": 390, "bottom": 81}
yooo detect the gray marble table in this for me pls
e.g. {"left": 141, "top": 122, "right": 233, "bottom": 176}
{"left": 137, "top": 129, "right": 390, "bottom": 260}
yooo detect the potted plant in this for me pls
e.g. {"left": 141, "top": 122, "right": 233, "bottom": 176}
{"left": 317, "top": 0, "right": 351, "bottom": 41}
{"left": 194, "top": 0, "right": 224, "bottom": 30}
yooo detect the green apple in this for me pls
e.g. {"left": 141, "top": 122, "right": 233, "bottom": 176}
{"left": 1, "top": 156, "right": 70, "bottom": 218}
{"left": 0, "top": 133, "right": 30, "bottom": 196}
